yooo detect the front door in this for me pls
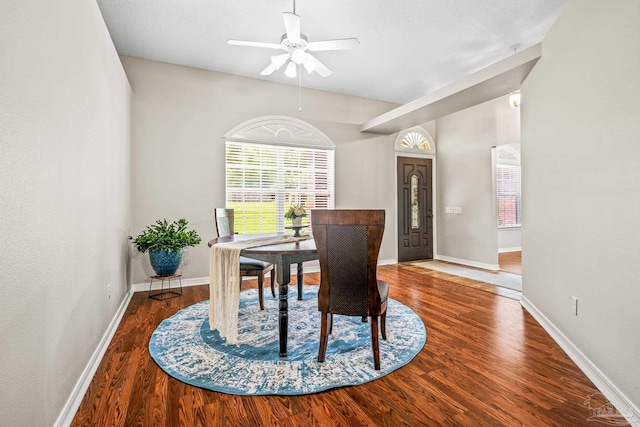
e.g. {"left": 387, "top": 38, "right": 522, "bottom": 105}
{"left": 397, "top": 156, "right": 433, "bottom": 262}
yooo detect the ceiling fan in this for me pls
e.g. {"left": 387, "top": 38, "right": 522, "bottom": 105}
{"left": 227, "top": 0, "right": 359, "bottom": 78}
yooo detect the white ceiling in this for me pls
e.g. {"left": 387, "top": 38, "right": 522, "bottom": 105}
{"left": 97, "top": 0, "right": 566, "bottom": 105}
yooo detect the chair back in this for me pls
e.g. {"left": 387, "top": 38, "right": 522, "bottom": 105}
{"left": 214, "top": 208, "right": 234, "bottom": 237}
{"left": 311, "top": 209, "right": 385, "bottom": 316}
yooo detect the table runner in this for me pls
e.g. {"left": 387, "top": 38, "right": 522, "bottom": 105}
{"left": 209, "top": 234, "right": 310, "bottom": 344}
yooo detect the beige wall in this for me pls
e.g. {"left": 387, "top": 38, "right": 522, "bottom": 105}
{"left": 522, "top": 0, "right": 640, "bottom": 409}
{"left": 122, "top": 57, "right": 398, "bottom": 284}
{"left": 0, "top": 1, "right": 131, "bottom": 425}
{"left": 435, "top": 94, "right": 520, "bottom": 267}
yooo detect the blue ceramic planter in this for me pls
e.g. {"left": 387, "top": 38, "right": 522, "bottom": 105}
{"left": 149, "top": 250, "right": 183, "bottom": 276}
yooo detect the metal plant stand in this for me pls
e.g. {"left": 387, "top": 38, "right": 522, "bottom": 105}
{"left": 148, "top": 274, "right": 182, "bottom": 300}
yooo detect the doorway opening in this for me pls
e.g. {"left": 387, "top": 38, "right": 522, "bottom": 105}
{"left": 394, "top": 127, "right": 436, "bottom": 262}
{"left": 494, "top": 143, "right": 522, "bottom": 275}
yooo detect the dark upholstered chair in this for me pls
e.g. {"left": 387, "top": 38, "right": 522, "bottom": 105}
{"left": 311, "top": 209, "right": 389, "bottom": 370}
{"left": 214, "top": 208, "right": 275, "bottom": 310}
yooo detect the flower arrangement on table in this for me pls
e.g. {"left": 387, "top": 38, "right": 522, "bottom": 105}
{"left": 284, "top": 203, "right": 307, "bottom": 221}
{"left": 285, "top": 204, "right": 307, "bottom": 234}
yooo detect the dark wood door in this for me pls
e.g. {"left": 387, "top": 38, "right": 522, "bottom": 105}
{"left": 397, "top": 156, "right": 433, "bottom": 262}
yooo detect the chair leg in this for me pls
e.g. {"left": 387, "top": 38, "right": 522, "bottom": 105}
{"left": 371, "top": 315, "right": 381, "bottom": 370}
{"left": 381, "top": 310, "right": 387, "bottom": 340}
{"left": 318, "top": 312, "right": 330, "bottom": 363}
{"left": 257, "top": 272, "right": 265, "bottom": 311}
{"left": 328, "top": 313, "right": 333, "bottom": 335}
{"left": 269, "top": 267, "right": 276, "bottom": 298}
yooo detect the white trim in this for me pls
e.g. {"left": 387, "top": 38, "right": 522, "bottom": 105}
{"left": 130, "top": 275, "right": 210, "bottom": 293}
{"left": 498, "top": 246, "right": 522, "bottom": 253}
{"left": 224, "top": 116, "right": 335, "bottom": 149}
{"left": 131, "top": 259, "right": 398, "bottom": 292}
{"left": 521, "top": 297, "right": 640, "bottom": 427}
{"left": 435, "top": 254, "right": 500, "bottom": 271}
{"left": 225, "top": 136, "right": 333, "bottom": 150}
{"left": 394, "top": 152, "right": 438, "bottom": 263}
{"left": 54, "top": 291, "right": 133, "bottom": 427}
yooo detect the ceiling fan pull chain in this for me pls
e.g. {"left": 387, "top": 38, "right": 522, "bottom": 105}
{"left": 298, "top": 63, "right": 302, "bottom": 112}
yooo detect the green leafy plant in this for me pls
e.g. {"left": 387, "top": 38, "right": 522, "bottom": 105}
{"left": 129, "top": 219, "right": 201, "bottom": 253}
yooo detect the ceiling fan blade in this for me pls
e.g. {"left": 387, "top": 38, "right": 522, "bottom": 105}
{"left": 271, "top": 53, "right": 291, "bottom": 70}
{"left": 283, "top": 12, "right": 301, "bottom": 42}
{"left": 303, "top": 54, "right": 332, "bottom": 77}
{"left": 261, "top": 53, "right": 291, "bottom": 75}
{"left": 307, "top": 38, "right": 360, "bottom": 52}
{"left": 227, "top": 40, "right": 283, "bottom": 50}
{"left": 260, "top": 63, "right": 277, "bottom": 75}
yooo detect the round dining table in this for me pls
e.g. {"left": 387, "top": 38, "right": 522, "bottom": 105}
{"left": 208, "top": 233, "right": 318, "bottom": 357}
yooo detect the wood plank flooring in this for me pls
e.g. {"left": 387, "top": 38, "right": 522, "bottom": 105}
{"left": 499, "top": 251, "right": 522, "bottom": 275}
{"left": 72, "top": 264, "right": 602, "bottom": 426}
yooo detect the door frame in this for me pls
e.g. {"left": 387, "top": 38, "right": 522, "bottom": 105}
{"left": 394, "top": 152, "right": 438, "bottom": 263}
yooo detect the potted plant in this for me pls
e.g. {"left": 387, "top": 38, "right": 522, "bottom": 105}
{"left": 285, "top": 203, "right": 307, "bottom": 227}
{"left": 129, "top": 219, "right": 201, "bottom": 276}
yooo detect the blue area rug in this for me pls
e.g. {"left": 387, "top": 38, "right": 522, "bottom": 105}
{"left": 149, "top": 286, "right": 426, "bottom": 395}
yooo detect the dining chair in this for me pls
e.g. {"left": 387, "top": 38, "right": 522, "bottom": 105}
{"left": 214, "top": 208, "right": 275, "bottom": 310}
{"left": 311, "top": 209, "right": 388, "bottom": 370}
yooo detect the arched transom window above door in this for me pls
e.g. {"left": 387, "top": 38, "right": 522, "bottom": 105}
{"left": 395, "top": 127, "right": 436, "bottom": 154}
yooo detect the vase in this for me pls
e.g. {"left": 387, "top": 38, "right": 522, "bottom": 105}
{"left": 292, "top": 217, "right": 303, "bottom": 227}
{"left": 149, "top": 249, "right": 183, "bottom": 276}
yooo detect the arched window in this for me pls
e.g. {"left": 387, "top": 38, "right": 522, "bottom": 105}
{"left": 395, "top": 127, "right": 436, "bottom": 154}
{"left": 224, "top": 116, "right": 335, "bottom": 233}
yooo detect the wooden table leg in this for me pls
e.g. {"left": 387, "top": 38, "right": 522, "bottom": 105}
{"left": 297, "top": 262, "right": 304, "bottom": 300}
{"left": 276, "top": 260, "right": 291, "bottom": 357}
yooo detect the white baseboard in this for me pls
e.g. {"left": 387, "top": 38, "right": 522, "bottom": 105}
{"left": 131, "top": 259, "right": 398, "bottom": 292}
{"left": 520, "top": 296, "right": 640, "bottom": 427}
{"left": 130, "top": 275, "right": 210, "bottom": 293}
{"left": 498, "top": 247, "right": 522, "bottom": 253}
{"left": 54, "top": 290, "right": 133, "bottom": 427}
{"left": 435, "top": 254, "right": 500, "bottom": 271}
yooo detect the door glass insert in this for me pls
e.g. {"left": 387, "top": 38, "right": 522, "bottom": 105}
{"left": 411, "top": 175, "right": 419, "bottom": 229}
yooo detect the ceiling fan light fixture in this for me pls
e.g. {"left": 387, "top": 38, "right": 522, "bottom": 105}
{"left": 227, "top": 0, "right": 358, "bottom": 79}
{"left": 291, "top": 48, "right": 307, "bottom": 65}
{"left": 285, "top": 61, "right": 297, "bottom": 78}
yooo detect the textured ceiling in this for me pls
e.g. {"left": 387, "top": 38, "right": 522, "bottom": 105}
{"left": 97, "top": 0, "right": 566, "bottom": 105}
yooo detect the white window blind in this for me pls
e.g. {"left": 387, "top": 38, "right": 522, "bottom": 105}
{"left": 496, "top": 164, "right": 521, "bottom": 227}
{"left": 225, "top": 141, "right": 335, "bottom": 233}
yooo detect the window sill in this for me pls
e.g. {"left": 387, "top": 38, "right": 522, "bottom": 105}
{"left": 498, "top": 226, "right": 522, "bottom": 231}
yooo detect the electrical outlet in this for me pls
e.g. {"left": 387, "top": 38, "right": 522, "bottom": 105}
{"left": 445, "top": 207, "right": 453, "bottom": 214}
{"left": 108, "top": 284, "right": 111, "bottom": 299}
{"left": 453, "top": 207, "right": 462, "bottom": 214}
{"left": 571, "top": 296, "right": 578, "bottom": 316}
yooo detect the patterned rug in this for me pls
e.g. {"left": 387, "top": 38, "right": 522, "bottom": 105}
{"left": 149, "top": 286, "right": 426, "bottom": 395}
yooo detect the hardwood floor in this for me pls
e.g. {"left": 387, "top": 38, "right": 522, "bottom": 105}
{"left": 72, "top": 264, "right": 601, "bottom": 426}
{"left": 499, "top": 251, "right": 522, "bottom": 275}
